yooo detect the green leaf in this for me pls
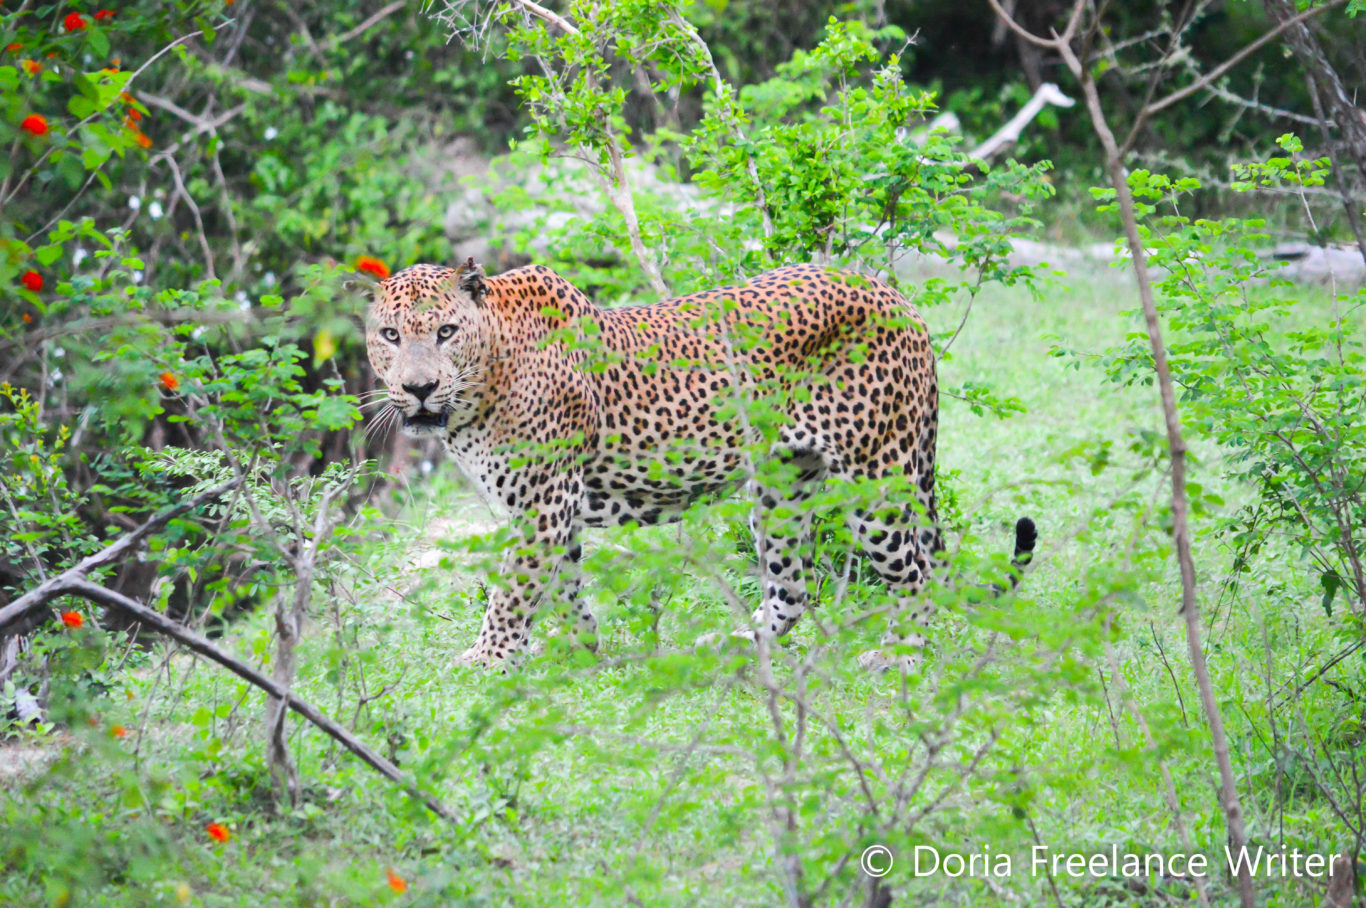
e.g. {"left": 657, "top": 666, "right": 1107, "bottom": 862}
{"left": 88, "top": 28, "right": 110, "bottom": 60}
{"left": 69, "top": 95, "right": 96, "bottom": 119}
{"left": 73, "top": 71, "right": 98, "bottom": 101}
{"left": 35, "top": 244, "right": 64, "bottom": 266}
{"left": 1320, "top": 572, "right": 1341, "bottom": 618}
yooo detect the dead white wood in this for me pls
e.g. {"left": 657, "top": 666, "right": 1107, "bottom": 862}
{"left": 968, "top": 82, "right": 1075, "bottom": 160}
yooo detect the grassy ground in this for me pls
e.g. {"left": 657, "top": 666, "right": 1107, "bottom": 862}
{"left": 2, "top": 271, "right": 1354, "bottom": 908}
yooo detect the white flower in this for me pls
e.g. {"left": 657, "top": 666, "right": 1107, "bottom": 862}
{"left": 128, "top": 196, "right": 142, "bottom": 211}
{"left": 148, "top": 201, "right": 164, "bottom": 219}
{"left": 264, "top": 127, "right": 278, "bottom": 140}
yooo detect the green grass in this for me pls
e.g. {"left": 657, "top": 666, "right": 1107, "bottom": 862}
{"left": 3, "top": 275, "right": 1358, "bottom": 908}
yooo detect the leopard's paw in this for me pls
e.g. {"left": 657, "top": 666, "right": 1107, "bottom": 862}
{"left": 456, "top": 646, "right": 503, "bottom": 669}
{"left": 857, "top": 648, "right": 923, "bottom": 674}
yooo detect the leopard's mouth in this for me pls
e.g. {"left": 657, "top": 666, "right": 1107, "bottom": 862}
{"left": 402, "top": 410, "right": 449, "bottom": 436}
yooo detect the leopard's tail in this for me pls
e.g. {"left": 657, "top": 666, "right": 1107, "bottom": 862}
{"left": 989, "top": 516, "right": 1037, "bottom": 595}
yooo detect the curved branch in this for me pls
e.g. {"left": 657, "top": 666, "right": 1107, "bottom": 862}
{"left": 64, "top": 578, "right": 456, "bottom": 821}
{"left": 1142, "top": 0, "right": 1347, "bottom": 119}
{"left": 0, "top": 478, "right": 240, "bottom": 632}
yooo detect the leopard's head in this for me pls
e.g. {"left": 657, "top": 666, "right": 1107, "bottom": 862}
{"left": 366, "top": 258, "right": 493, "bottom": 439}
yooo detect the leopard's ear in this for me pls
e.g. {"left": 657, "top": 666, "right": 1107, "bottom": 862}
{"left": 454, "top": 256, "right": 488, "bottom": 306}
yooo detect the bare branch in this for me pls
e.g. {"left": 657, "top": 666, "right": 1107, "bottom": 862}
{"left": 0, "top": 479, "right": 240, "bottom": 632}
{"left": 507, "top": 0, "right": 580, "bottom": 36}
{"left": 331, "top": 1, "right": 408, "bottom": 46}
{"left": 63, "top": 578, "right": 456, "bottom": 821}
{"left": 1142, "top": 0, "right": 1347, "bottom": 119}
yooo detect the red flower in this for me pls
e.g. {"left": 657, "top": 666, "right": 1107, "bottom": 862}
{"left": 21, "top": 270, "right": 43, "bottom": 291}
{"left": 21, "top": 59, "right": 41, "bottom": 75}
{"left": 5, "top": 42, "right": 21, "bottom": 52}
{"left": 355, "top": 256, "right": 391, "bottom": 280}
{"left": 125, "top": 107, "right": 142, "bottom": 122}
{"left": 109, "top": 724, "right": 127, "bottom": 738}
{"left": 60, "top": 610, "right": 83, "bottom": 628}
{"left": 20, "top": 114, "right": 48, "bottom": 136}
{"left": 64, "top": 12, "right": 87, "bottom": 31}
{"left": 159, "top": 371, "right": 179, "bottom": 392}
{"left": 386, "top": 869, "right": 407, "bottom": 894}
{"left": 94, "top": 9, "right": 115, "bottom": 20}
{"left": 206, "top": 823, "right": 230, "bottom": 844}
{"left": 22, "top": 312, "right": 33, "bottom": 324}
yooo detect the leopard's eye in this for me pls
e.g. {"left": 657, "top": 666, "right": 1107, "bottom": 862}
{"left": 379, "top": 327, "right": 400, "bottom": 343}
{"left": 436, "top": 324, "right": 457, "bottom": 342}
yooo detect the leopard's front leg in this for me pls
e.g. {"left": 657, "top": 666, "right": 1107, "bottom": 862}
{"left": 459, "top": 469, "right": 584, "bottom": 668}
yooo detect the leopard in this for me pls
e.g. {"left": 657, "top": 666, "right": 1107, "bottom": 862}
{"left": 365, "top": 257, "right": 1036, "bottom": 670}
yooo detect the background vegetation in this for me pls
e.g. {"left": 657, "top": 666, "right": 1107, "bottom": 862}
{"left": 2, "top": 0, "right": 1364, "bottom": 905}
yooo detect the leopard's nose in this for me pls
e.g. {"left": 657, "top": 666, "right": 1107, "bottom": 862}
{"left": 402, "top": 380, "right": 438, "bottom": 404}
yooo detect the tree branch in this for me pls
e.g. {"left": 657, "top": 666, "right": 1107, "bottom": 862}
{"left": 0, "top": 479, "right": 240, "bottom": 632}
{"left": 63, "top": 578, "right": 456, "bottom": 821}
{"left": 0, "top": 476, "right": 455, "bottom": 820}
{"left": 1140, "top": 0, "right": 1346, "bottom": 120}
{"left": 331, "top": 1, "right": 408, "bottom": 46}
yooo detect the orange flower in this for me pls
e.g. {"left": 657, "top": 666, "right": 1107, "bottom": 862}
{"left": 355, "top": 256, "right": 391, "bottom": 280}
{"left": 159, "top": 371, "right": 179, "bottom": 392}
{"left": 205, "top": 823, "right": 230, "bottom": 844}
{"left": 64, "top": 12, "right": 87, "bottom": 30}
{"left": 120, "top": 91, "right": 136, "bottom": 104}
{"left": 22, "top": 312, "right": 33, "bottom": 324}
{"left": 60, "top": 610, "right": 83, "bottom": 628}
{"left": 21, "top": 270, "right": 43, "bottom": 291}
{"left": 21, "top": 58, "right": 41, "bottom": 75}
{"left": 5, "top": 42, "right": 21, "bottom": 52}
{"left": 109, "top": 724, "right": 127, "bottom": 738}
{"left": 20, "top": 114, "right": 48, "bottom": 136}
{"left": 95, "top": 9, "right": 115, "bottom": 20}
{"left": 125, "top": 107, "right": 142, "bottom": 122}
{"left": 385, "top": 869, "right": 407, "bottom": 894}
{"left": 133, "top": 130, "right": 152, "bottom": 148}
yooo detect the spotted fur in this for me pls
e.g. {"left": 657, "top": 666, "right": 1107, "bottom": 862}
{"left": 366, "top": 260, "right": 1035, "bottom": 669}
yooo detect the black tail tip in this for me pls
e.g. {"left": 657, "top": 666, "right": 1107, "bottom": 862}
{"left": 1014, "top": 517, "right": 1037, "bottom": 556}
